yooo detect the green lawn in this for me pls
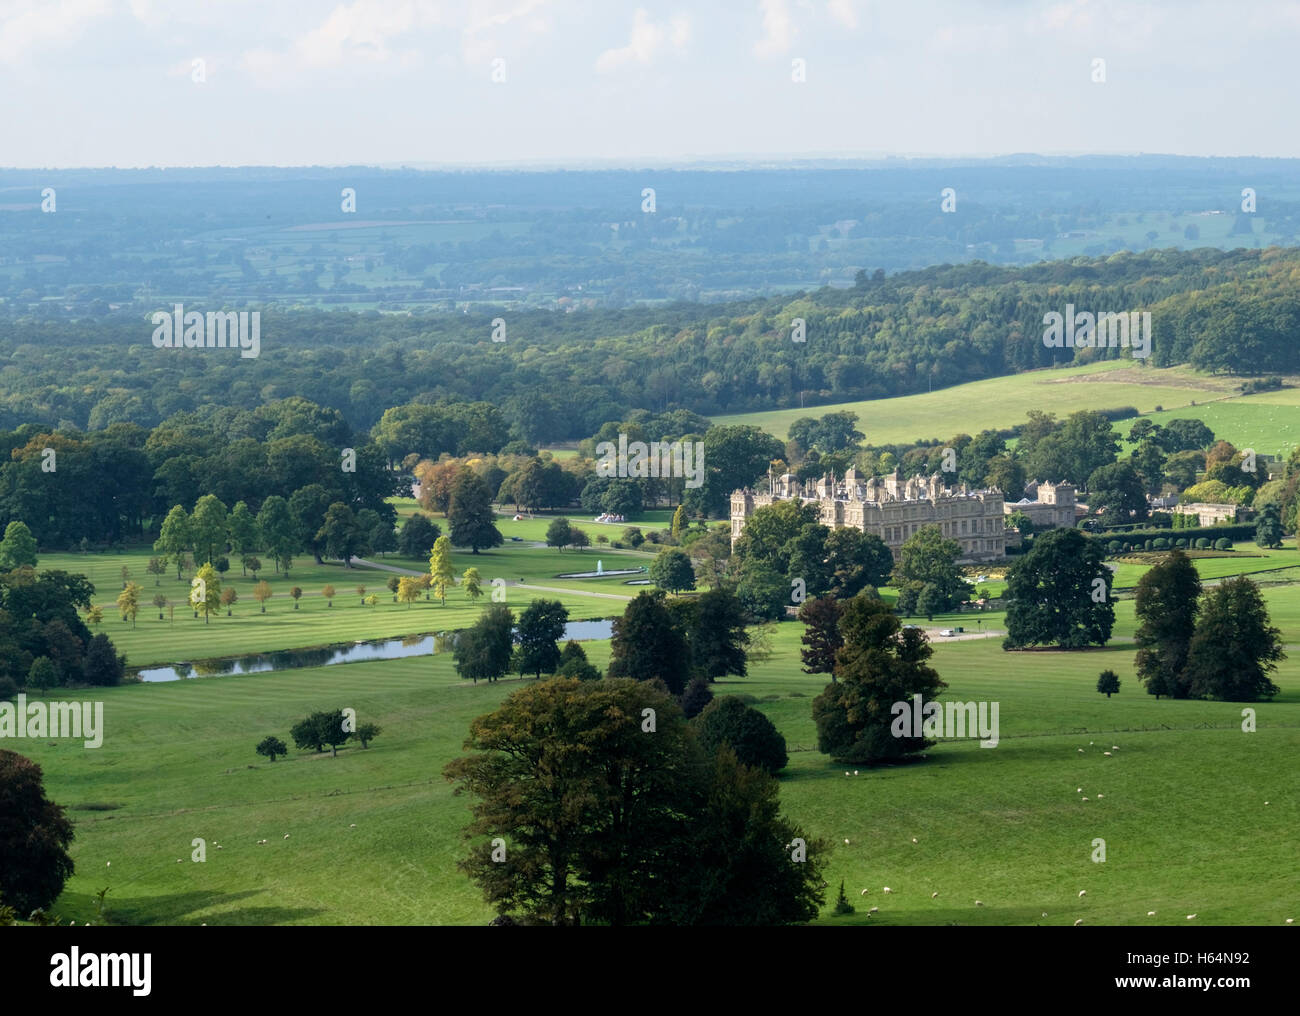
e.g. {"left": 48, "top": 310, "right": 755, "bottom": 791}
{"left": 47, "top": 544, "right": 639, "bottom": 668}
{"left": 1116, "top": 386, "right": 1300, "bottom": 459}
{"left": 28, "top": 605, "right": 1297, "bottom": 927}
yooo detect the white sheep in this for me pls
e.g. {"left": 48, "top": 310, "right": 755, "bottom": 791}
{"left": 1103, "top": 751, "right": 1112, "bottom": 757}
{"left": 860, "top": 889, "right": 869, "bottom": 895}
{"left": 911, "top": 837, "right": 918, "bottom": 844}
{"left": 974, "top": 900, "right": 984, "bottom": 907}
{"left": 1147, "top": 911, "right": 1156, "bottom": 916}
{"left": 1078, "top": 890, "right": 1087, "bottom": 897}
{"left": 1074, "top": 918, "right": 1083, "bottom": 926}
{"left": 284, "top": 834, "right": 290, "bottom": 839}
{"left": 1286, "top": 918, "right": 1294, "bottom": 924}
{"left": 883, "top": 887, "right": 892, "bottom": 894}
{"left": 931, "top": 892, "right": 938, "bottom": 898}
{"left": 1186, "top": 914, "right": 1197, "bottom": 920}
{"left": 868, "top": 906, "right": 878, "bottom": 913}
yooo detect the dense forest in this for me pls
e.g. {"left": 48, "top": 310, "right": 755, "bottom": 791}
{"left": 2, "top": 247, "right": 1299, "bottom": 443}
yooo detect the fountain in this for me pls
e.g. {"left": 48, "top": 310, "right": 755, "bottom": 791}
{"left": 597, "top": 559, "right": 604, "bottom": 575}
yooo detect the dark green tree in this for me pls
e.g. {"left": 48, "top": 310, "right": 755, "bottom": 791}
{"left": 1096, "top": 670, "right": 1121, "bottom": 698}
{"left": 256, "top": 736, "right": 288, "bottom": 761}
{"left": 516, "top": 599, "right": 569, "bottom": 679}
{"left": 398, "top": 513, "right": 441, "bottom": 558}
{"left": 1184, "top": 576, "right": 1284, "bottom": 701}
{"left": 454, "top": 603, "right": 515, "bottom": 684}
{"left": 692, "top": 586, "right": 748, "bottom": 682}
{"left": 448, "top": 471, "right": 503, "bottom": 553}
{"left": 607, "top": 590, "right": 692, "bottom": 695}
{"left": 692, "top": 696, "right": 788, "bottom": 775}
{"left": 0, "top": 750, "right": 75, "bottom": 915}
{"left": 799, "top": 595, "right": 844, "bottom": 681}
{"left": 649, "top": 547, "right": 696, "bottom": 595}
{"left": 1003, "top": 528, "right": 1114, "bottom": 649}
{"left": 1134, "top": 548, "right": 1201, "bottom": 698}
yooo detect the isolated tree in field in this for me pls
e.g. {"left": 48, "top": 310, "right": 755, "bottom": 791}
{"left": 256, "top": 736, "right": 287, "bottom": 762}
{"left": 429, "top": 535, "right": 455, "bottom": 606}
{"left": 419, "top": 573, "right": 433, "bottom": 600}
{"left": 1096, "top": 670, "right": 1121, "bottom": 698}
{"left": 191, "top": 494, "right": 229, "bottom": 565}
{"left": 799, "top": 596, "right": 843, "bottom": 681}
{"left": 83, "top": 634, "right": 125, "bottom": 687}
{"left": 322, "top": 584, "right": 335, "bottom": 607}
{"left": 0, "top": 520, "right": 38, "bottom": 571}
{"left": 454, "top": 603, "right": 515, "bottom": 683}
{"left": 650, "top": 547, "right": 696, "bottom": 594}
{"left": 155, "top": 505, "right": 193, "bottom": 579}
{"left": 352, "top": 723, "right": 381, "bottom": 749}
{"left": 398, "top": 576, "right": 422, "bottom": 608}
{"left": 246, "top": 556, "right": 262, "bottom": 581}
{"left": 116, "top": 581, "right": 141, "bottom": 627}
{"left": 1003, "top": 528, "right": 1114, "bottom": 649}
{"left": 253, "top": 580, "right": 273, "bottom": 613}
{"left": 693, "top": 696, "right": 788, "bottom": 775}
{"left": 291, "top": 710, "right": 350, "bottom": 757}
{"left": 692, "top": 586, "right": 748, "bottom": 682}
{"left": 27, "top": 656, "right": 57, "bottom": 696}
{"left": 120, "top": 564, "right": 131, "bottom": 589}
{"left": 546, "top": 517, "right": 573, "bottom": 552}
{"left": 448, "top": 471, "right": 503, "bottom": 553}
{"left": 87, "top": 604, "right": 104, "bottom": 626}
{"left": 1134, "top": 548, "right": 1201, "bottom": 699}
{"left": 386, "top": 575, "right": 400, "bottom": 601}
{"left": 151, "top": 593, "right": 167, "bottom": 619}
{"left": 0, "top": 750, "right": 75, "bottom": 915}
{"left": 146, "top": 556, "right": 166, "bottom": 585}
{"left": 1184, "top": 576, "right": 1284, "bottom": 701}
{"left": 568, "top": 527, "right": 590, "bottom": 552}
{"left": 191, "top": 564, "right": 220, "bottom": 624}
{"left": 462, "top": 567, "right": 483, "bottom": 602}
{"left": 516, "top": 599, "right": 569, "bottom": 679}
{"left": 221, "top": 587, "right": 238, "bottom": 616}
{"left": 812, "top": 594, "right": 946, "bottom": 764}
{"left": 398, "top": 513, "right": 441, "bottom": 558}
{"left": 287, "top": 586, "right": 301, "bottom": 610}
{"left": 227, "top": 501, "right": 260, "bottom": 575}
{"left": 608, "top": 590, "right": 692, "bottom": 694}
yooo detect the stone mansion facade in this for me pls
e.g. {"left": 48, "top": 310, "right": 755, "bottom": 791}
{"left": 731, "top": 468, "right": 1007, "bottom": 563}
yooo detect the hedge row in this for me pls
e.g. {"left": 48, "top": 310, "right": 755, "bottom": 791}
{"left": 1087, "top": 522, "right": 1256, "bottom": 545}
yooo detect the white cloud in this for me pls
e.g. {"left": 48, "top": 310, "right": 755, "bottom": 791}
{"left": 754, "top": 0, "right": 793, "bottom": 57}
{"left": 0, "top": 0, "right": 111, "bottom": 63}
{"left": 827, "top": 0, "right": 856, "bottom": 30}
{"left": 595, "top": 8, "right": 689, "bottom": 73}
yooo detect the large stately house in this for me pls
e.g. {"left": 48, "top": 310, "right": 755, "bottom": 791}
{"left": 730, "top": 468, "right": 1007, "bottom": 563}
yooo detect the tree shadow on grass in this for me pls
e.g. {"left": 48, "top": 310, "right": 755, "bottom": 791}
{"left": 53, "top": 887, "right": 324, "bottom": 926}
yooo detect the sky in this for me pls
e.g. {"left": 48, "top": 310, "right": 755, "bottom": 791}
{"left": 2, "top": 0, "right": 1299, "bottom": 168}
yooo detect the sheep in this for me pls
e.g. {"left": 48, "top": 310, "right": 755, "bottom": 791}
{"left": 931, "top": 892, "right": 939, "bottom": 898}
{"left": 176, "top": 858, "right": 182, "bottom": 863}
{"left": 1041, "top": 912, "right": 1048, "bottom": 918}
{"left": 349, "top": 823, "right": 356, "bottom": 828}
{"left": 1111, "top": 745, "right": 1119, "bottom": 750}
{"left": 1077, "top": 748, "right": 1084, "bottom": 753}
{"left": 1097, "top": 794, "right": 1104, "bottom": 799}
{"left": 1147, "top": 911, "right": 1156, "bottom": 916}
{"left": 1286, "top": 918, "right": 1294, "bottom": 924}
{"left": 1078, "top": 890, "right": 1087, "bottom": 897}
{"left": 1103, "top": 751, "right": 1112, "bottom": 757}
{"left": 844, "top": 838, "right": 850, "bottom": 844}
{"left": 974, "top": 900, "right": 984, "bottom": 907}
{"left": 853, "top": 770, "right": 859, "bottom": 776}
{"left": 844, "top": 771, "right": 850, "bottom": 776}
{"left": 283, "top": 834, "right": 290, "bottom": 839}
{"left": 882, "top": 887, "right": 893, "bottom": 894}
{"left": 868, "top": 906, "right": 879, "bottom": 913}
{"left": 1082, "top": 797, "right": 1090, "bottom": 802}
{"left": 911, "top": 837, "right": 918, "bottom": 844}
{"left": 1187, "top": 914, "right": 1197, "bottom": 920}
{"left": 1077, "top": 787, "right": 1082, "bottom": 793}
{"left": 1074, "top": 918, "right": 1084, "bottom": 926}
{"left": 860, "top": 889, "right": 870, "bottom": 895}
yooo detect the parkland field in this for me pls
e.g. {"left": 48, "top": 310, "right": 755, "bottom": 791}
{"left": 713, "top": 360, "right": 1300, "bottom": 458}
{"left": 21, "top": 532, "right": 1300, "bottom": 927}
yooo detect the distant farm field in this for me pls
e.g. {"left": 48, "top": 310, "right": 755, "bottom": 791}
{"left": 711, "top": 361, "right": 1241, "bottom": 445}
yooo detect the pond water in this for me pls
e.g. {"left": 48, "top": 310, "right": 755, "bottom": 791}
{"left": 135, "top": 618, "right": 616, "bottom": 682}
